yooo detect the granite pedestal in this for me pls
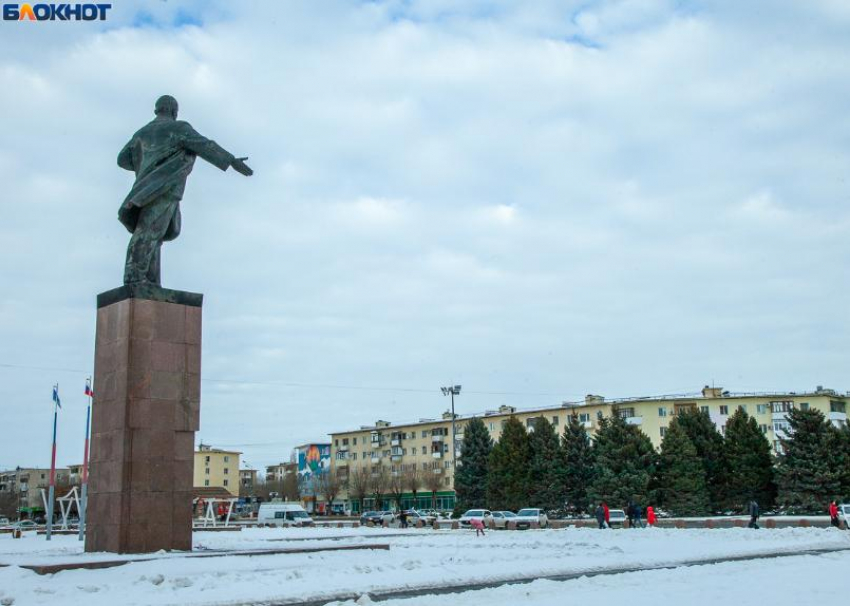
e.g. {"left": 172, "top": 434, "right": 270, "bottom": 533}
{"left": 85, "top": 285, "right": 202, "bottom": 553}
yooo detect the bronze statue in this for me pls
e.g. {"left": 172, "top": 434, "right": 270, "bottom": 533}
{"left": 117, "top": 95, "right": 253, "bottom": 286}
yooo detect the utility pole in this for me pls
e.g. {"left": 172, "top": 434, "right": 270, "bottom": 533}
{"left": 440, "top": 385, "right": 462, "bottom": 460}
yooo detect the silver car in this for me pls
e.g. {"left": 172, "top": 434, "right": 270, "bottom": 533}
{"left": 491, "top": 511, "right": 518, "bottom": 529}
{"left": 515, "top": 508, "right": 549, "bottom": 529}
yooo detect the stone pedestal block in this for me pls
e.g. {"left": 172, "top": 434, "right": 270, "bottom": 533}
{"left": 85, "top": 286, "right": 202, "bottom": 554}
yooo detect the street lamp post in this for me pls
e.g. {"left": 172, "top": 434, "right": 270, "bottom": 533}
{"left": 440, "top": 385, "right": 462, "bottom": 460}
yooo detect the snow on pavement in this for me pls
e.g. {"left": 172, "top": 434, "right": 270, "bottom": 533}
{"left": 327, "top": 550, "right": 850, "bottom": 606}
{"left": 0, "top": 526, "right": 848, "bottom": 606}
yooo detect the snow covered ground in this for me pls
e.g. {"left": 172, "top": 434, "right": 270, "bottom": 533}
{"left": 0, "top": 526, "right": 848, "bottom": 606}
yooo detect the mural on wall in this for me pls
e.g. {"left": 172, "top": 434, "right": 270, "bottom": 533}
{"left": 297, "top": 444, "right": 330, "bottom": 479}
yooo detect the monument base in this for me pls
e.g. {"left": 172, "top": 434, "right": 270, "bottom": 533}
{"left": 85, "top": 286, "right": 202, "bottom": 554}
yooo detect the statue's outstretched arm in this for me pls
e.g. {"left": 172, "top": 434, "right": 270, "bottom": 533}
{"left": 182, "top": 124, "right": 252, "bottom": 176}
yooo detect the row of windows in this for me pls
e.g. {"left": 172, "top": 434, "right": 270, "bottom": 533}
{"left": 203, "top": 455, "right": 230, "bottom": 464}
{"left": 203, "top": 467, "right": 230, "bottom": 474}
{"left": 202, "top": 479, "right": 229, "bottom": 487}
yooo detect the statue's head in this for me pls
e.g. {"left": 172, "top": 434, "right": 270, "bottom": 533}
{"left": 154, "top": 95, "right": 179, "bottom": 119}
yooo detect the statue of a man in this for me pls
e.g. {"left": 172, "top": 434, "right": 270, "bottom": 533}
{"left": 117, "top": 95, "right": 253, "bottom": 286}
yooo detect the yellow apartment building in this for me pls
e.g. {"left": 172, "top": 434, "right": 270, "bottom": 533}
{"left": 328, "top": 385, "right": 848, "bottom": 513}
{"left": 193, "top": 443, "right": 241, "bottom": 497}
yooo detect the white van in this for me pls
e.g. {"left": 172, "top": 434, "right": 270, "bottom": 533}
{"left": 257, "top": 502, "right": 314, "bottom": 527}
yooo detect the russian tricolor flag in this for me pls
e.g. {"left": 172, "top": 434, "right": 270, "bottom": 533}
{"left": 85, "top": 381, "right": 94, "bottom": 398}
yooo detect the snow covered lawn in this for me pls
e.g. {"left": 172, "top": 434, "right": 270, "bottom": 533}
{"left": 0, "top": 526, "right": 848, "bottom": 606}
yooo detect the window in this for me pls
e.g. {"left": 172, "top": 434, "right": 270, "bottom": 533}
{"left": 770, "top": 401, "right": 794, "bottom": 414}
{"left": 223, "top": 479, "right": 229, "bottom": 486}
{"left": 489, "top": 423, "right": 495, "bottom": 431}
{"left": 353, "top": 437, "right": 358, "bottom": 445}
{"left": 205, "top": 468, "right": 210, "bottom": 474}
{"left": 759, "top": 424, "right": 768, "bottom": 434}
{"left": 443, "top": 443, "right": 449, "bottom": 453}
{"left": 700, "top": 406, "right": 709, "bottom": 414}
{"left": 552, "top": 416, "right": 559, "bottom": 426}
{"left": 444, "top": 460, "right": 451, "bottom": 469}
{"left": 334, "top": 439, "right": 339, "bottom": 446}
{"left": 756, "top": 404, "right": 767, "bottom": 414}
{"left": 343, "top": 438, "right": 349, "bottom": 445}
{"left": 719, "top": 405, "right": 729, "bottom": 415}
{"left": 618, "top": 408, "right": 635, "bottom": 419}
{"left": 421, "top": 446, "right": 426, "bottom": 455}
{"left": 224, "top": 456, "right": 229, "bottom": 463}
{"left": 204, "top": 479, "right": 209, "bottom": 486}
{"left": 205, "top": 456, "right": 210, "bottom": 463}
{"left": 773, "top": 421, "right": 790, "bottom": 433}
{"left": 422, "top": 430, "right": 428, "bottom": 438}
{"left": 660, "top": 427, "right": 667, "bottom": 437}
{"left": 658, "top": 407, "right": 667, "bottom": 417}
{"left": 352, "top": 453, "right": 357, "bottom": 460}
{"left": 800, "top": 402, "right": 810, "bottom": 411}
{"left": 830, "top": 401, "right": 846, "bottom": 413}
{"left": 223, "top": 468, "right": 229, "bottom": 475}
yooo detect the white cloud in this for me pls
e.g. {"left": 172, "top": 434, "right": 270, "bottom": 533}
{"left": 1, "top": 0, "right": 849, "bottom": 469}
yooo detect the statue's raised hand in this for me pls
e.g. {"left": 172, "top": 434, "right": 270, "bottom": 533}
{"left": 231, "top": 157, "right": 253, "bottom": 176}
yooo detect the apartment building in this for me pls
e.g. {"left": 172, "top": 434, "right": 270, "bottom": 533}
{"left": 265, "top": 461, "right": 297, "bottom": 482}
{"left": 193, "top": 444, "right": 241, "bottom": 497}
{"left": 328, "top": 385, "right": 848, "bottom": 513}
{"left": 0, "top": 467, "right": 71, "bottom": 517}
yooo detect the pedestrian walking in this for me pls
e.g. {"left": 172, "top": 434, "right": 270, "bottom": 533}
{"left": 470, "top": 517, "right": 486, "bottom": 537}
{"left": 829, "top": 500, "right": 840, "bottom": 528}
{"left": 595, "top": 504, "right": 606, "bottom": 529}
{"left": 603, "top": 502, "right": 610, "bottom": 528}
{"left": 399, "top": 510, "right": 408, "bottom": 529}
{"left": 646, "top": 505, "right": 657, "bottom": 527}
{"left": 634, "top": 503, "right": 644, "bottom": 528}
{"left": 627, "top": 501, "right": 635, "bottom": 528}
{"left": 748, "top": 500, "right": 760, "bottom": 529}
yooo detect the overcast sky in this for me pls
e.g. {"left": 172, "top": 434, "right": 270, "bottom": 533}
{"left": 1, "top": 0, "right": 849, "bottom": 472}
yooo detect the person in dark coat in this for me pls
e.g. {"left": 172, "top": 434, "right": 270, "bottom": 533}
{"left": 633, "top": 503, "right": 643, "bottom": 528}
{"left": 595, "top": 504, "right": 606, "bottom": 529}
{"left": 748, "top": 500, "right": 760, "bottom": 529}
{"left": 627, "top": 501, "right": 635, "bottom": 528}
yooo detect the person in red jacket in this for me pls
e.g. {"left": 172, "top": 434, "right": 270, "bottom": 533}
{"left": 646, "top": 505, "right": 657, "bottom": 527}
{"left": 829, "top": 500, "right": 840, "bottom": 528}
{"left": 603, "top": 502, "right": 610, "bottom": 527}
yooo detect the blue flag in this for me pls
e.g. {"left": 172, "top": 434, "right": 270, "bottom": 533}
{"left": 52, "top": 385, "right": 61, "bottom": 409}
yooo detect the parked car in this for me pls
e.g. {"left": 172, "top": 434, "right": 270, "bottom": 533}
{"left": 607, "top": 509, "right": 627, "bottom": 527}
{"left": 458, "top": 509, "right": 493, "bottom": 527}
{"left": 515, "top": 508, "right": 549, "bottom": 529}
{"left": 0, "top": 517, "right": 10, "bottom": 526}
{"left": 359, "top": 511, "right": 395, "bottom": 526}
{"left": 403, "top": 510, "right": 436, "bottom": 525}
{"left": 10, "top": 520, "right": 38, "bottom": 531}
{"left": 491, "top": 511, "right": 518, "bottom": 529}
{"left": 839, "top": 503, "right": 850, "bottom": 528}
{"left": 257, "top": 503, "right": 314, "bottom": 527}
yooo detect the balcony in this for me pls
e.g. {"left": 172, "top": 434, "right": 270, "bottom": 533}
{"left": 432, "top": 468, "right": 443, "bottom": 474}
{"left": 371, "top": 455, "right": 380, "bottom": 462}
{"left": 391, "top": 438, "right": 401, "bottom": 446}
{"left": 829, "top": 411, "right": 847, "bottom": 422}
{"left": 431, "top": 435, "right": 444, "bottom": 442}
{"left": 432, "top": 451, "right": 443, "bottom": 459}
{"left": 625, "top": 416, "right": 642, "bottom": 426}
{"left": 338, "top": 444, "right": 349, "bottom": 452}
{"left": 391, "top": 455, "right": 403, "bottom": 462}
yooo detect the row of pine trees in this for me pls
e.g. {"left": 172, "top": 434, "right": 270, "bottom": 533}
{"left": 453, "top": 407, "right": 850, "bottom": 516}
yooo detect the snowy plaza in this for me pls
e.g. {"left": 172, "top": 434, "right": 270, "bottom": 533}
{"left": 1, "top": 526, "right": 848, "bottom": 605}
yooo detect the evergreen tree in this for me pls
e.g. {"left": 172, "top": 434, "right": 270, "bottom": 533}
{"left": 454, "top": 417, "right": 494, "bottom": 510}
{"left": 657, "top": 419, "right": 710, "bottom": 515}
{"left": 723, "top": 408, "right": 775, "bottom": 512}
{"left": 828, "top": 423, "right": 850, "bottom": 502}
{"left": 487, "top": 416, "right": 530, "bottom": 511}
{"left": 675, "top": 407, "right": 728, "bottom": 512}
{"left": 588, "top": 412, "right": 656, "bottom": 507}
{"left": 776, "top": 408, "right": 841, "bottom": 513}
{"left": 561, "top": 414, "right": 595, "bottom": 515}
{"left": 528, "top": 416, "right": 564, "bottom": 511}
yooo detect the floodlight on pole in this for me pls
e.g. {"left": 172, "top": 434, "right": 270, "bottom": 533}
{"left": 440, "top": 384, "right": 462, "bottom": 461}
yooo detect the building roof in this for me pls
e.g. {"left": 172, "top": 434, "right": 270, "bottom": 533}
{"left": 328, "top": 386, "right": 849, "bottom": 436}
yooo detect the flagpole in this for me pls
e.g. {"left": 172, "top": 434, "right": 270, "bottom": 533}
{"left": 46, "top": 384, "right": 59, "bottom": 541}
{"left": 79, "top": 378, "right": 92, "bottom": 541}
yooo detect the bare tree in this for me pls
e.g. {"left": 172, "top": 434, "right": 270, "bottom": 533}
{"left": 317, "top": 470, "right": 346, "bottom": 514}
{"left": 402, "top": 465, "right": 422, "bottom": 509}
{"left": 424, "top": 467, "right": 443, "bottom": 510}
{"left": 0, "top": 488, "right": 18, "bottom": 519}
{"left": 282, "top": 473, "right": 301, "bottom": 502}
{"left": 369, "top": 464, "right": 389, "bottom": 510}
{"left": 387, "top": 468, "right": 405, "bottom": 510}
{"left": 349, "top": 466, "right": 371, "bottom": 512}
